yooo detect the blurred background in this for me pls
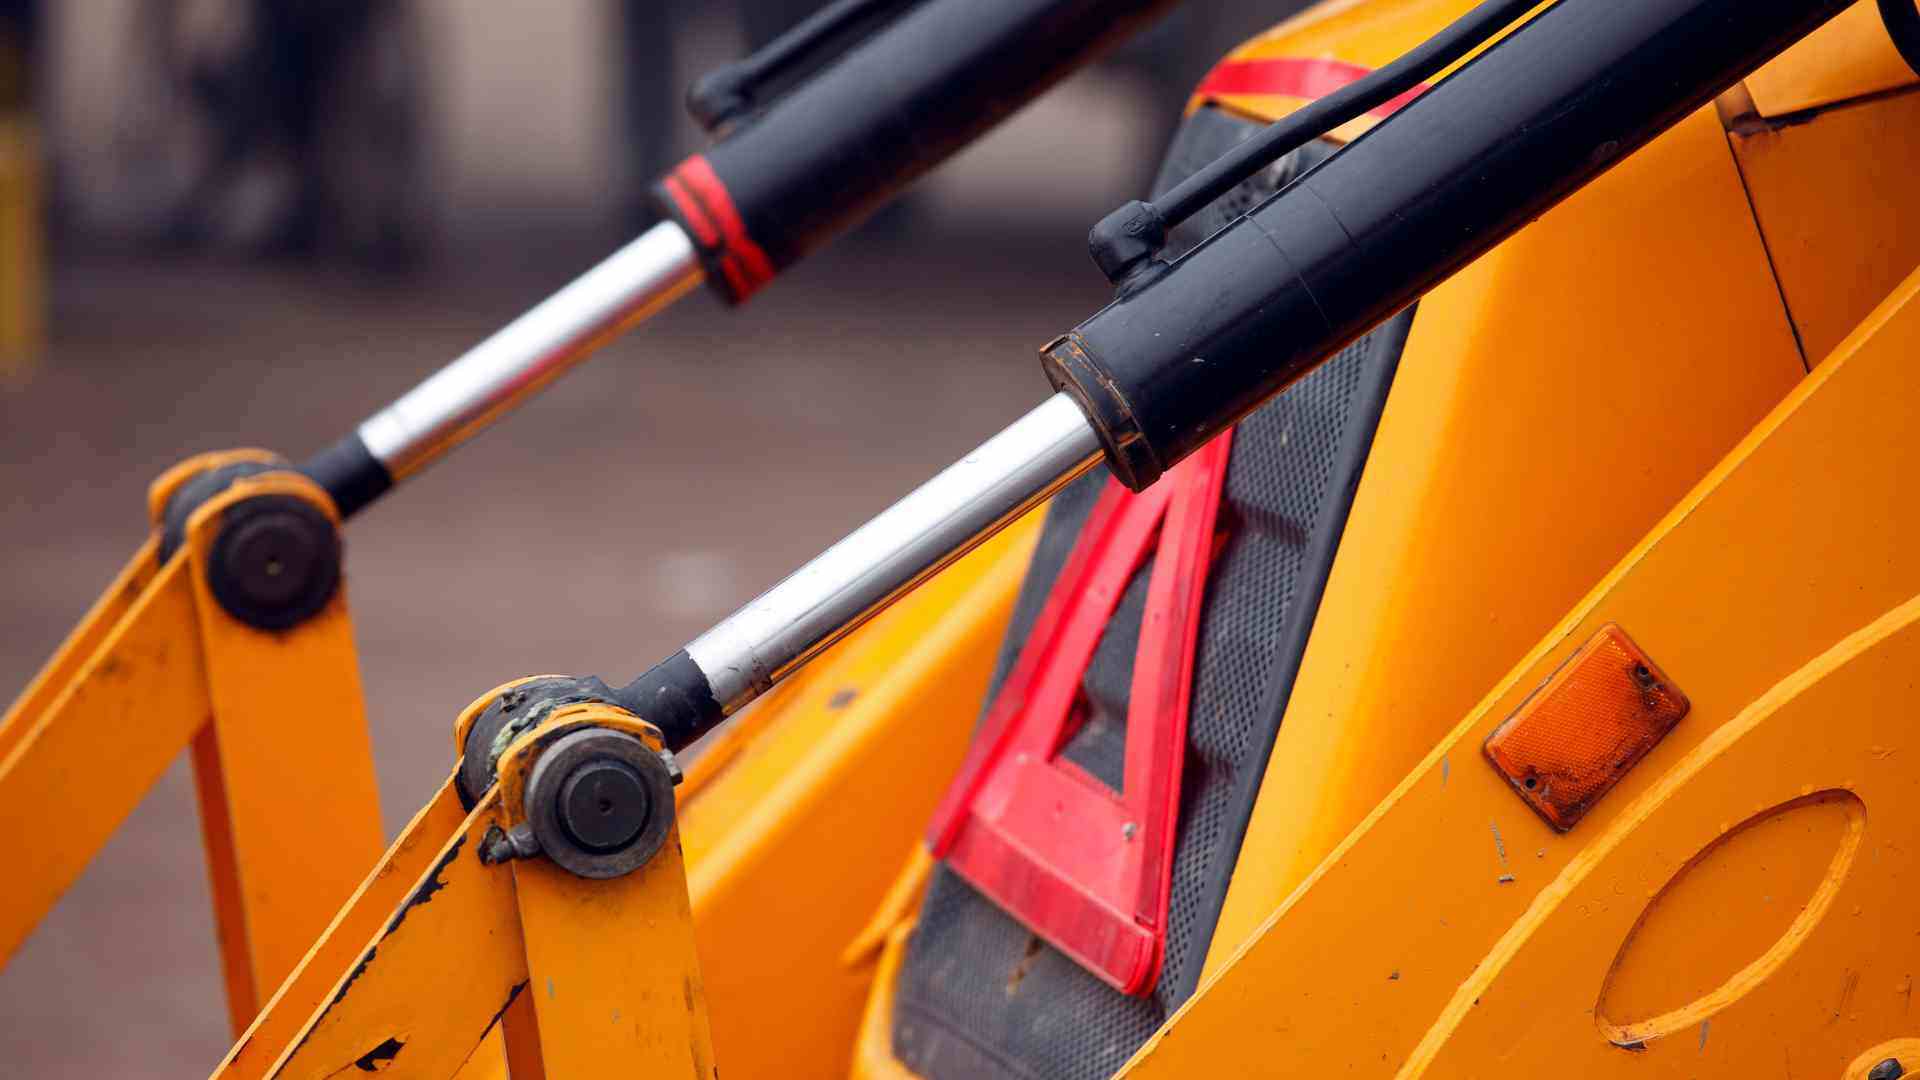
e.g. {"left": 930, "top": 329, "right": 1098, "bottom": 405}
{"left": 0, "top": 1, "right": 1302, "bottom": 1074}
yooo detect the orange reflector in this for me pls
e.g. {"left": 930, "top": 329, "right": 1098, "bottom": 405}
{"left": 1483, "top": 624, "right": 1688, "bottom": 832}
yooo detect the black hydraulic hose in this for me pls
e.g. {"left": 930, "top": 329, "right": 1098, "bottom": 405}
{"left": 686, "top": 0, "right": 923, "bottom": 131}
{"left": 1087, "top": 0, "right": 1540, "bottom": 284}
{"left": 1882, "top": 0, "right": 1920, "bottom": 76}
{"left": 1046, "top": 0, "right": 1856, "bottom": 492}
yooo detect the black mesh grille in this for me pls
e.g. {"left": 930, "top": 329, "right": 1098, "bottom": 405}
{"left": 893, "top": 109, "right": 1415, "bottom": 1080}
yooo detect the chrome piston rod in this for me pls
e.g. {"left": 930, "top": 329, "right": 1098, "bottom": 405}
{"left": 634, "top": 391, "right": 1102, "bottom": 742}
{"left": 303, "top": 221, "right": 704, "bottom": 515}
{"left": 360, "top": 221, "right": 704, "bottom": 480}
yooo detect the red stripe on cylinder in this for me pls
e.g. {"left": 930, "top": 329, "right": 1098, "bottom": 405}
{"left": 1195, "top": 56, "right": 1429, "bottom": 119}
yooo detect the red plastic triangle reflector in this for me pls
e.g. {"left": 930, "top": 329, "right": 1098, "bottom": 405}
{"left": 925, "top": 431, "right": 1232, "bottom": 995}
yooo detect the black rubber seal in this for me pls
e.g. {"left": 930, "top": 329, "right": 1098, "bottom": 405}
{"left": 300, "top": 432, "right": 393, "bottom": 521}
{"left": 616, "top": 650, "right": 725, "bottom": 752}
{"left": 157, "top": 460, "right": 283, "bottom": 563}
{"left": 205, "top": 494, "right": 343, "bottom": 631}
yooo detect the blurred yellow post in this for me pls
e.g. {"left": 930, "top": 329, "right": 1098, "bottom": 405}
{"left": 0, "top": 113, "right": 38, "bottom": 375}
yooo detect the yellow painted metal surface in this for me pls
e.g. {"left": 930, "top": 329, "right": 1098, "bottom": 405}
{"left": 0, "top": 540, "right": 160, "bottom": 765}
{"left": 1408, "top": 597, "right": 1920, "bottom": 1076}
{"left": 0, "top": 554, "right": 208, "bottom": 962}
{"left": 848, "top": 923, "right": 922, "bottom": 1080}
{"left": 677, "top": 512, "right": 1038, "bottom": 1080}
{"left": 841, "top": 847, "right": 932, "bottom": 971}
{"left": 224, "top": 703, "right": 715, "bottom": 1079}
{"left": 1729, "top": 87, "right": 1920, "bottom": 365}
{"left": 1848, "top": 1040, "right": 1920, "bottom": 1079}
{"left": 212, "top": 775, "right": 484, "bottom": 1079}
{"left": 1, "top": 451, "right": 385, "bottom": 1047}
{"left": 1743, "top": 0, "right": 1917, "bottom": 117}
{"left": 247, "top": 788, "right": 524, "bottom": 1078}
{"left": 209, "top": 508, "right": 1031, "bottom": 1078}
{"left": 0, "top": 450, "right": 276, "bottom": 961}
{"left": 182, "top": 472, "right": 386, "bottom": 1031}
{"left": 1120, "top": 263, "right": 1920, "bottom": 1076}
{"left": 512, "top": 829, "right": 714, "bottom": 1076}
{"left": 1204, "top": 101, "right": 1806, "bottom": 975}
{"left": 497, "top": 705, "right": 716, "bottom": 1077}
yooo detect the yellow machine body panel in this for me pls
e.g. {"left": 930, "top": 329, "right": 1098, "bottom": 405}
{"left": 1728, "top": 87, "right": 1920, "bottom": 365}
{"left": 1121, "top": 262, "right": 1920, "bottom": 1076}
{"left": 674, "top": 512, "right": 1040, "bottom": 1080}
{"left": 1743, "top": 0, "right": 1917, "bottom": 116}
{"left": 1199, "top": 4, "right": 1813, "bottom": 972}
{"left": 842, "top": 4, "right": 1920, "bottom": 1077}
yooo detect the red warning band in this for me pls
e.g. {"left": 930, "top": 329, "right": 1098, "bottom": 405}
{"left": 1195, "top": 56, "right": 1430, "bottom": 119}
{"left": 660, "top": 154, "right": 777, "bottom": 303}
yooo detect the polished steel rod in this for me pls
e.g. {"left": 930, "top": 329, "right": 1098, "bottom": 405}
{"left": 684, "top": 391, "right": 1103, "bottom": 714}
{"left": 356, "top": 220, "right": 704, "bottom": 482}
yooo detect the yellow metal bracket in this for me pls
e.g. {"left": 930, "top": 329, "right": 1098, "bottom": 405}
{"left": 0, "top": 450, "right": 385, "bottom": 1034}
{"left": 215, "top": 694, "right": 716, "bottom": 1078}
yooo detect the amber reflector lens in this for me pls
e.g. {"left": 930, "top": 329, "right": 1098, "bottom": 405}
{"left": 1483, "top": 624, "right": 1689, "bottom": 832}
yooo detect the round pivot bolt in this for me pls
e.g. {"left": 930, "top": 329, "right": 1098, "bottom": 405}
{"left": 1870, "top": 1060, "right": 1905, "bottom": 1080}
{"left": 559, "top": 759, "right": 650, "bottom": 852}
{"left": 524, "top": 728, "right": 676, "bottom": 879}
{"left": 207, "top": 495, "right": 342, "bottom": 630}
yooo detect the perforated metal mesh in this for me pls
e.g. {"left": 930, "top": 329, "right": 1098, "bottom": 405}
{"left": 893, "top": 111, "right": 1415, "bottom": 1080}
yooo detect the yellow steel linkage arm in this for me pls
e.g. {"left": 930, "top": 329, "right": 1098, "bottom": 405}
{"left": 213, "top": 694, "right": 714, "bottom": 1079}
{"left": 0, "top": 451, "right": 384, "bottom": 1035}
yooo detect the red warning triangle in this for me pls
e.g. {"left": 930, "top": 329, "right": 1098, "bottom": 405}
{"left": 926, "top": 431, "right": 1232, "bottom": 995}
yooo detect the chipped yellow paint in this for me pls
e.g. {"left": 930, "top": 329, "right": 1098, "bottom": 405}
{"left": 490, "top": 706, "right": 715, "bottom": 1075}
{"left": 210, "top": 774, "right": 489, "bottom": 1079}
{"left": 254, "top": 788, "right": 524, "bottom": 1079}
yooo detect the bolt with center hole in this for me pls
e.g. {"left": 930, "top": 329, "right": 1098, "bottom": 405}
{"left": 559, "top": 759, "right": 651, "bottom": 853}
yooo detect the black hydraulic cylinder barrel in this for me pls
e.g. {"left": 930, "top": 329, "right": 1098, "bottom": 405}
{"left": 652, "top": 0, "right": 1178, "bottom": 303}
{"left": 1043, "top": 0, "right": 1851, "bottom": 491}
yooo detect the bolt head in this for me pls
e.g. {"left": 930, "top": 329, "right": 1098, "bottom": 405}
{"left": 558, "top": 759, "right": 651, "bottom": 853}
{"left": 521, "top": 727, "right": 676, "bottom": 879}
{"left": 207, "top": 496, "right": 340, "bottom": 630}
